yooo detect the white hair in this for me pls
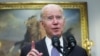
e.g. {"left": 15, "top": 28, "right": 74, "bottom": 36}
{"left": 40, "top": 4, "right": 64, "bottom": 20}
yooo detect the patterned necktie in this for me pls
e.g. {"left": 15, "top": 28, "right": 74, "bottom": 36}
{"left": 51, "top": 47, "right": 60, "bottom": 56}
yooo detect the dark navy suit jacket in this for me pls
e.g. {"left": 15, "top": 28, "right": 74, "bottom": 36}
{"left": 20, "top": 38, "right": 88, "bottom": 56}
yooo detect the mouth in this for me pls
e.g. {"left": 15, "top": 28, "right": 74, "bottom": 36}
{"left": 52, "top": 27, "right": 60, "bottom": 31}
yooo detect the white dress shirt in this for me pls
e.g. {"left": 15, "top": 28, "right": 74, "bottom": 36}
{"left": 45, "top": 36, "right": 63, "bottom": 56}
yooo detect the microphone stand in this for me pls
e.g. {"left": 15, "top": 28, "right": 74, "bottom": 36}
{"left": 62, "top": 40, "right": 70, "bottom": 56}
{"left": 63, "top": 45, "right": 72, "bottom": 56}
{"left": 56, "top": 45, "right": 71, "bottom": 56}
{"left": 55, "top": 41, "right": 71, "bottom": 56}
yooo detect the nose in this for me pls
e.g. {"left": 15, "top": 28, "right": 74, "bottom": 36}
{"left": 52, "top": 17, "right": 58, "bottom": 25}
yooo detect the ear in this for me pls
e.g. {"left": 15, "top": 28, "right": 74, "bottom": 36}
{"left": 40, "top": 20, "right": 44, "bottom": 27}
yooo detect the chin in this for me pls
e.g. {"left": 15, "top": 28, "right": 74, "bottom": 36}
{"left": 52, "top": 33, "right": 61, "bottom": 36}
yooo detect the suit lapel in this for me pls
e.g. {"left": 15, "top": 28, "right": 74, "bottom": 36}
{"left": 35, "top": 37, "right": 49, "bottom": 56}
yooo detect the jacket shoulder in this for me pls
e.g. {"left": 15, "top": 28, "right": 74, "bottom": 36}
{"left": 70, "top": 45, "right": 88, "bottom": 56}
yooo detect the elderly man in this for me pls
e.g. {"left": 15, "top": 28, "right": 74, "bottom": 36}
{"left": 20, "top": 4, "right": 88, "bottom": 56}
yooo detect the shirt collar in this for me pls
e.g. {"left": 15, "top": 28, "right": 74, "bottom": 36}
{"left": 45, "top": 35, "right": 63, "bottom": 47}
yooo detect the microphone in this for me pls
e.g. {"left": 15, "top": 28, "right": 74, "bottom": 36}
{"left": 51, "top": 35, "right": 63, "bottom": 54}
{"left": 67, "top": 34, "right": 76, "bottom": 48}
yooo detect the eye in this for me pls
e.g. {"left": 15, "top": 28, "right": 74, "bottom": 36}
{"left": 56, "top": 16, "right": 62, "bottom": 19}
{"left": 47, "top": 16, "right": 53, "bottom": 20}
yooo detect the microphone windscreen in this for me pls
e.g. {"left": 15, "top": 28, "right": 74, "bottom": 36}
{"left": 67, "top": 34, "right": 76, "bottom": 47}
{"left": 51, "top": 35, "right": 60, "bottom": 48}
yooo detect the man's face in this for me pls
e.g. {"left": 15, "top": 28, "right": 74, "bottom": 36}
{"left": 41, "top": 7, "right": 65, "bottom": 37}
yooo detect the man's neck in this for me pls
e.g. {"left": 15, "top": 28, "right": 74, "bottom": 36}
{"left": 46, "top": 34, "right": 61, "bottom": 39}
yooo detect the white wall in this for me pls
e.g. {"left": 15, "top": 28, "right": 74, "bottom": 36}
{"left": 0, "top": 0, "right": 100, "bottom": 56}
{"left": 87, "top": 0, "right": 100, "bottom": 56}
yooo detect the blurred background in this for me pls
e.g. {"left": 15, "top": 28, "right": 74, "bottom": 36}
{"left": 0, "top": 0, "right": 100, "bottom": 56}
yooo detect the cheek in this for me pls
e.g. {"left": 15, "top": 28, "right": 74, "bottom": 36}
{"left": 63, "top": 20, "right": 65, "bottom": 26}
{"left": 42, "top": 22, "right": 50, "bottom": 29}
{"left": 60, "top": 21, "right": 65, "bottom": 27}
{"left": 60, "top": 21, "right": 65, "bottom": 30}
